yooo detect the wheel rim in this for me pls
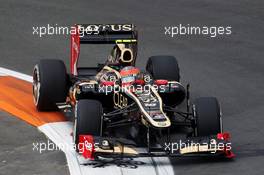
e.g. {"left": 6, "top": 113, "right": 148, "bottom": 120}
{"left": 33, "top": 65, "right": 40, "bottom": 105}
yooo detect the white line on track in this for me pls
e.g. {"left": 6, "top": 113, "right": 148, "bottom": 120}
{"left": 0, "top": 67, "right": 32, "bottom": 82}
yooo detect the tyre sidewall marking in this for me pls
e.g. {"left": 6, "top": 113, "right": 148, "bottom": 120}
{"left": 33, "top": 65, "right": 41, "bottom": 105}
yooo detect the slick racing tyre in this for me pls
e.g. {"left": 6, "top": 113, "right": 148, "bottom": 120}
{"left": 146, "top": 55, "right": 180, "bottom": 82}
{"left": 146, "top": 55, "right": 184, "bottom": 106}
{"left": 193, "top": 97, "right": 222, "bottom": 136}
{"left": 74, "top": 99, "right": 103, "bottom": 151}
{"left": 33, "top": 59, "right": 67, "bottom": 111}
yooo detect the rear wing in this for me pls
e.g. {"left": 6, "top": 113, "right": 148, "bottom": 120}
{"left": 70, "top": 24, "right": 137, "bottom": 75}
{"left": 78, "top": 24, "right": 137, "bottom": 44}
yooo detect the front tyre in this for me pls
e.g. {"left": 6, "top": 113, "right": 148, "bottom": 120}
{"left": 193, "top": 97, "right": 222, "bottom": 136}
{"left": 74, "top": 99, "right": 103, "bottom": 151}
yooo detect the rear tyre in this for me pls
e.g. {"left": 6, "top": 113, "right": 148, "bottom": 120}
{"left": 193, "top": 97, "right": 222, "bottom": 136}
{"left": 146, "top": 55, "right": 180, "bottom": 81}
{"left": 74, "top": 99, "right": 103, "bottom": 151}
{"left": 146, "top": 55, "right": 184, "bottom": 106}
{"left": 33, "top": 59, "right": 67, "bottom": 111}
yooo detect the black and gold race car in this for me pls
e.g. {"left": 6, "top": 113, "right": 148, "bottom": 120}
{"left": 32, "top": 24, "right": 234, "bottom": 161}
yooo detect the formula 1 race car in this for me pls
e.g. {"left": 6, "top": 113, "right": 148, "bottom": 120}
{"left": 32, "top": 24, "right": 234, "bottom": 161}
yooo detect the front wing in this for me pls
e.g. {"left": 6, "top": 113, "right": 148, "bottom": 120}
{"left": 78, "top": 133, "right": 234, "bottom": 160}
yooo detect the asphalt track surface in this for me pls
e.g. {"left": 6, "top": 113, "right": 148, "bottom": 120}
{"left": 1, "top": 0, "right": 264, "bottom": 174}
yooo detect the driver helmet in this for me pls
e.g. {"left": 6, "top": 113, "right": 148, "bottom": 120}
{"left": 120, "top": 66, "right": 140, "bottom": 85}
